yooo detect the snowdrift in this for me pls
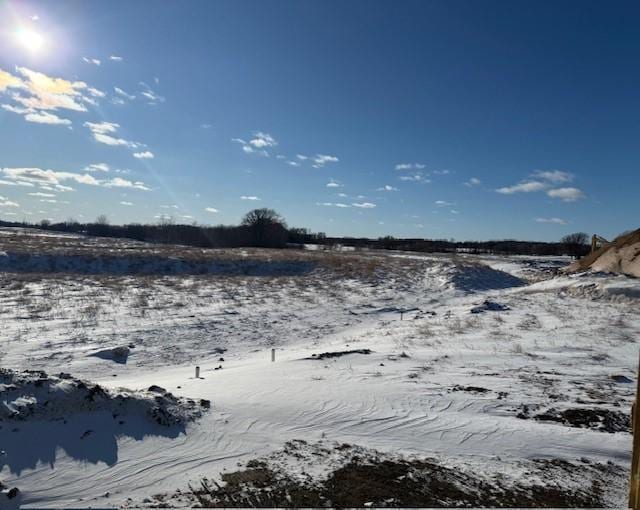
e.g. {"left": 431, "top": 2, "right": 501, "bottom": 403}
{"left": 566, "top": 229, "right": 640, "bottom": 278}
{"left": 426, "top": 260, "right": 526, "bottom": 292}
{"left": 0, "top": 369, "right": 209, "bottom": 476}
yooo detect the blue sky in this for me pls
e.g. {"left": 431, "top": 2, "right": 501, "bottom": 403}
{"left": 0, "top": 0, "right": 638, "bottom": 241}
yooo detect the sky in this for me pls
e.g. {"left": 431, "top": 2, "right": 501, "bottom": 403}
{"left": 0, "top": 0, "right": 638, "bottom": 241}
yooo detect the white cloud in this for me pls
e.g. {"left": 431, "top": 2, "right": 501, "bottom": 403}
{"left": 435, "top": 200, "right": 453, "bottom": 206}
{"left": 232, "top": 132, "right": 277, "bottom": 156}
{"left": 287, "top": 160, "right": 300, "bottom": 167}
{"left": 120, "top": 201, "right": 133, "bottom": 206}
{"left": 133, "top": 151, "right": 154, "bottom": 159}
{"left": 433, "top": 169, "right": 450, "bottom": 175}
{"left": 546, "top": 187, "right": 585, "bottom": 202}
{"left": 535, "top": 217, "right": 568, "bottom": 224}
{"left": 316, "top": 202, "right": 350, "bottom": 208}
{"left": 139, "top": 82, "right": 165, "bottom": 104}
{"left": 296, "top": 154, "right": 308, "bottom": 161}
{"left": 249, "top": 132, "right": 276, "bottom": 148}
{"left": 28, "top": 192, "right": 55, "bottom": 197}
{"left": 533, "top": 170, "right": 573, "bottom": 183}
{"left": 377, "top": 185, "right": 398, "bottom": 191}
{"left": 395, "top": 162, "right": 425, "bottom": 171}
{"left": 109, "top": 55, "right": 123, "bottom": 62}
{"left": 0, "top": 197, "right": 19, "bottom": 207}
{"left": 326, "top": 179, "right": 342, "bottom": 188}
{"left": 240, "top": 195, "right": 260, "bottom": 201}
{"left": 1, "top": 67, "right": 90, "bottom": 115}
{"left": 201, "top": 123, "right": 212, "bottom": 129}
{"left": 399, "top": 173, "right": 430, "bottom": 183}
{"left": 24, "top": 110, "right": 71, "bottom": 125}
{"left": 205, "top": 207, "right": 219, "bottom": 213}
{"left": 85, "top": 163, "right": 110, "bottom": 172}
{"left": 114, "top": 87, "right": 135, "bottom": 100}
{"left": 352, "top": 202, "right": 376, "bottom": 208}
{"left": 84, "top": 121, "right": 139, "bottom": 148}
{"left": 87, "top": 87, "right": 105, "bottom": 98}
{"left": 102, "top": 177, "right": 150, "bottom": 190}
{"left": 464, "top": 177, "right": 481, "bottom": 187}
{"left": 82, "top": 57, "right": 101, "bottom": 66}
{"left": 312, "top": 154, "right": 339, "bottom": 168}
{"left": 496, "top": 181, "right": 547, "bottom": 194}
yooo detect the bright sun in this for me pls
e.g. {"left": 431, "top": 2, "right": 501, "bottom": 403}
{"left": 16, "top": 27, "right": 44, "bottom": 52}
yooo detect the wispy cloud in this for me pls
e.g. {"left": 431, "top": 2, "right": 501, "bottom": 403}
{"left": 133, "top": 151, "right": 154, "bottom": 159}
{"left": 139, "top": 81, "right": 165, "bottom": 105}
{"left": 120, "top": 201, "right": 133, "bottom": 206}
{"left": 535, "top": 217, "right": 568, "bottom": 224}
{"left": 395, "top": 162, "right": 426, "bottom": 171}
{"left": 317, "top": 202, "right": 350, "bottom": 208}
{"left": 312, "top": 154, "right": 339, "bottom": 168}
{"left": 240, "top": 195, "right": 260, "bottom": 201}
{"left": 102, "top": 177, "right": 150, "bottom": 190}
{"left": 28, "top": 192, "right": 56, "bottom": 197}
{"left": 435, "top": 200, "right": 453, "bottom": 206}
{"left": 464, "top": 177, "right": 481, "bottom": 187}
{"left": 82, "top": 57, "right": 101, "bottom": 66}
{"left": 352, "top": 202, "right": 376, "bottom": 208}
{"left": 84, "top": 121, "right": 139, "bottom": 148}
{"left": 25, "top": 110, "right": 71, "bottom": 125}
{"left": 232, "top": 131, "right": 277, "bottom": 156}
{"left": 0, "top": 167, "right": 150, "bottom": 191}
{"left": 0, "top": 196, "right": 19, "bottom": 207}
{"left": 114, "top": 86, "right": 135, "bottom": 101}
{"left": 85, "top": 163, "right": 110, "bottom": 172}
{"left": 326, "top": 179, "right": 342, "bottom": 188}
{"left": 546, "top": 187, "right": 585, "bottom": 202}
{"left": 109, "top": 55, "right": 123, "bottom": 62}
{"left": 496, "top": 181, "right": 547, "bottom": 194}
{"left": 399, "top": 172, "right": 430, "bottom": 183}
{"left": 496, "top": 170, "right": 581, "bottom": 200}
{"left": 205, "top": 207, "right": 219, "bottom": 213}
{"left": 532, "top": 170, "right": 573, "bottom": 183}
{"left": 377, "top": 185, "right": 398, "bottom": 191}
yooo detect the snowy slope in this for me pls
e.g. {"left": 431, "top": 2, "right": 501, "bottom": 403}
{"left": 0, "top": 231, "right": 637, "bottom": 507}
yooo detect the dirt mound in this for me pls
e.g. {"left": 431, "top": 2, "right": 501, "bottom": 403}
{"left": 0, "top": 369, "right": 207, "bottom": 426}
{"left": 566, "top": 229, "right": 640, "bottom": 277}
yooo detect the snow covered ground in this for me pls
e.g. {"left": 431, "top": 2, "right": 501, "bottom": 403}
{"left": 0, "top": 228, "right": 637, "bottom": 507}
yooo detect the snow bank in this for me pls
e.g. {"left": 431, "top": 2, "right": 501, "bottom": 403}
{"left": 0, "top": 368, "right": 208, "bottom": 425}
{"left": 426, "top": 261, "right": 526, "bottom": 292}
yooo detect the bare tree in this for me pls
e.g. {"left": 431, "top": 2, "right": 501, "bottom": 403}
{"left": 95, "top": 214, "right": 109, "bottom": 225}
{"left": 560, "top": 232, "right": 589, "bottom": 258}
{"left": 241, "top": 208, "right": 287, "bottom": 247}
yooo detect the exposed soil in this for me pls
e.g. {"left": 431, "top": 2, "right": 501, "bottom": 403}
{"left": 306, "top": 349, "right": 373, "bottom": 360}
{"left": 171, "top": 442, "right": 622, "bottom": 508}
{"left": 518, "top": 406, "right": 631, "bottom": 433}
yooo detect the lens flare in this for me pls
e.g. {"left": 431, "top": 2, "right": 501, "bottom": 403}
{"left": 16, "top": 27, "right": 44, "bottom": 52}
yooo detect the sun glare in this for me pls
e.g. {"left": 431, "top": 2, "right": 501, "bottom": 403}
{"left": 16, "top": 27, "right": 44, "bottom": 52}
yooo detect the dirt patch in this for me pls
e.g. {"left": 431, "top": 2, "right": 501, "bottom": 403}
{"left": 173, "top": 442, "right": 623, "bottom": 508}
{"left": 518, "top": 406, "right": 630, "bottom": 433}
{"left": 306, "top": 349, "right": 372, "bottom": 360}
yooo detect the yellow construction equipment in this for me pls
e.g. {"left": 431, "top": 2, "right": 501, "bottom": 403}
{"left": 591, "top": 234, "right": 609, "bottom": 254}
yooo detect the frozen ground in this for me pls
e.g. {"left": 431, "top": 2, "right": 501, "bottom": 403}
{"left": 0, "top": 228, "right": 637, "bottom": 507}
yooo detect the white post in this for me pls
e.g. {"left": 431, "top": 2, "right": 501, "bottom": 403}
{"left": 195, "top": 366, "right": 200, "bottom": 378}
{"left": 271, "top": 348, "right": 275, "bottom": 362}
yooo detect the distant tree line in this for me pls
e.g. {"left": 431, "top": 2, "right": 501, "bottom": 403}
{"left": 0, "top": 209, "right": 590, "bottom": 257}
